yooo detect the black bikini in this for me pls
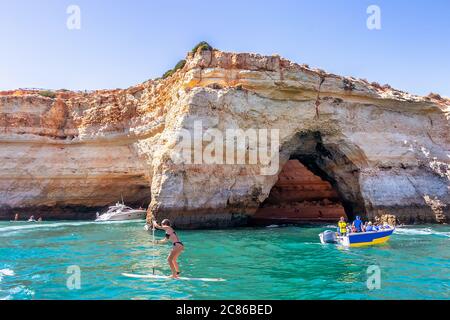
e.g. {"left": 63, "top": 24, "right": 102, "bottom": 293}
{"left": 164, "top": 230, "right": 183, "bottom": 276}
{"left": 165, "top": 231, "right": 184, "bottom": 247}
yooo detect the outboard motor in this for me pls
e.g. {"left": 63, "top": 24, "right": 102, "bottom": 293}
{"left": 320, "top": 230, "right": 338, "bottom": 244}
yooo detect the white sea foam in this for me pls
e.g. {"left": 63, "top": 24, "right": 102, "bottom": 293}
{"left": 1, "top": 276, "right": 34, "bottom": 300}
{"left": 395, "top": 227, "right": 450, "bottom": 238}
{"left": 0, "top": 220, "right": 142, "bottom": 235}
{"left": 0, "top": 269, "right": 15, "bottom": 276}
{"left": 1, "top": 285, "right": 34, "bottom": 299}
{"left": 395, "top": 228, "right": 433, "bottom": 235}
{"left": 0, "top": 268, "right": 15, "bottom": 282}
{"left": 0, "top": 221, "right": 95, "bottom": 234}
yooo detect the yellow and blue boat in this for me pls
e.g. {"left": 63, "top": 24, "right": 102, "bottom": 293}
{"left": 320, "top": 227, "right": 395, "bottom": 247}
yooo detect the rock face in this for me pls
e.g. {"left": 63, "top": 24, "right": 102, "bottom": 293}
{"left": 252, "top": 160, "right": 346, "bottom": 224}
{"left": 1, "top": 49, "right": 449, "bottom": 227}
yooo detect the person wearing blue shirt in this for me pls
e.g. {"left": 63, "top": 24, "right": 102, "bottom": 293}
{"left": 365, "top": 222, "right": 374, "bottom": 232}
{"left": 352, "top": 216, "right": 363, "bottom": 233}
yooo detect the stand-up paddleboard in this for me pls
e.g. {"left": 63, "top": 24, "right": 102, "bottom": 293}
{"left": 122, "top": 273, "right": 225, "bottom": 282}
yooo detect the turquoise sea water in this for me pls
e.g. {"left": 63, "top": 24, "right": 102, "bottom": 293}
{"left": 1, "top": 221, "right": 449, "bottom": 300}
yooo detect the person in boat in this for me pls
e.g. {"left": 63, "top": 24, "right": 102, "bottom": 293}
{"left": 382, "top": 222, "right": 392, "bottom": 229}
{"left": 152, "top": 219, "right": 184, "bottom": 279}
{"left": 14, "top": 213, "right": 20, "bottom": 221}
{"left": 28, "top": 215, "right": 36, "bottom": 222}
{"left": 352, "top": 216, "right": 363, "bottom": 233}
{"left": 365, "top": 222, "right": 374, "bottom": 232}
{"left": 337, "top": 217, "right": 348, "bottom": 236}
{"left": 361, "top": 221, "right": 367, "bottom": 232}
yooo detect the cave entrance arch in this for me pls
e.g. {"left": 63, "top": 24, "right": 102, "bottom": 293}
{"left": 252, "top": 131, "right": 367, "bottom": 225}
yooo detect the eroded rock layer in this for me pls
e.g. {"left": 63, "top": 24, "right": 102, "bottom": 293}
{"left": 1, "top": 49, "right": 449, "bottom": 226}
{"left": 252, "top": 160, "right": 346, "bottom": 224}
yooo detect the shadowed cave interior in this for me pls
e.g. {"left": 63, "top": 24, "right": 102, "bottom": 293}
{"left": 252, "top": 132, "right": 366, "bottom": 225}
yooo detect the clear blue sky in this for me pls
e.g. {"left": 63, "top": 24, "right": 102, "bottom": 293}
{"left": 1, "top": 0, "right": 449, "bottom": 96}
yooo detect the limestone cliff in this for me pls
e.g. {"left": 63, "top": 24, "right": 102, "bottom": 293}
{"left": 1, "top": 49, "right": 449, "bottom": 226}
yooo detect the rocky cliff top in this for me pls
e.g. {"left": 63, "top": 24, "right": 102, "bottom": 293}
{"left": 1, "top": 48, "right": 448, "bottom": 152}
{"left": 2, "top": 48, "right": 449, "bottom": 107}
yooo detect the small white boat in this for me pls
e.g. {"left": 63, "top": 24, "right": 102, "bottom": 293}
{"left": 95, "top": 202, "right": 147, "bottom": 222}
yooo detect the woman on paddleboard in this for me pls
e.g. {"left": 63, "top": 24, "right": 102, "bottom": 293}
{"left": 152, "top": 219, "right": 184, "bottom": 279}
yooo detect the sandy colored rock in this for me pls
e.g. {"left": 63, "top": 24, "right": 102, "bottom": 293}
{"left": 1, "top": 49, "right": 449, "bottom": 227}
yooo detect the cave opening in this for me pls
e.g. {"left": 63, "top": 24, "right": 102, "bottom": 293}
{"left": 252, "top": 131, "right": 366, "bottom": 225}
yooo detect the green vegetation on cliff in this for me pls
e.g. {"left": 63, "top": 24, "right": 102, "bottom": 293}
{"left": 38, "top": 90, "right": 56, "bottom": 99}
{"left": 162, "top": 59, "right": 187, "bottom": 79}
{"left": 191, "top": 41, "right": 213, "bottom": 54}
{"left": 157, "top": 41, "right": 213, "bottom": 81}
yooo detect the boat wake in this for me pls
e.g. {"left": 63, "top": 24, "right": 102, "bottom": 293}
{"left": 0, "top": 220, "right": 142, "bottom": 236}
{"left": 395, "top": 227, "right": 450, "bottom": 238}
{"left": 0, "top": 221, "right": 95, "bottom": 232}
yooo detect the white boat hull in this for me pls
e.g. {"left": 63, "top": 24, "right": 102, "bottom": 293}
{"left": 95, "top": 210, "right": 147, "bottom": 222}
